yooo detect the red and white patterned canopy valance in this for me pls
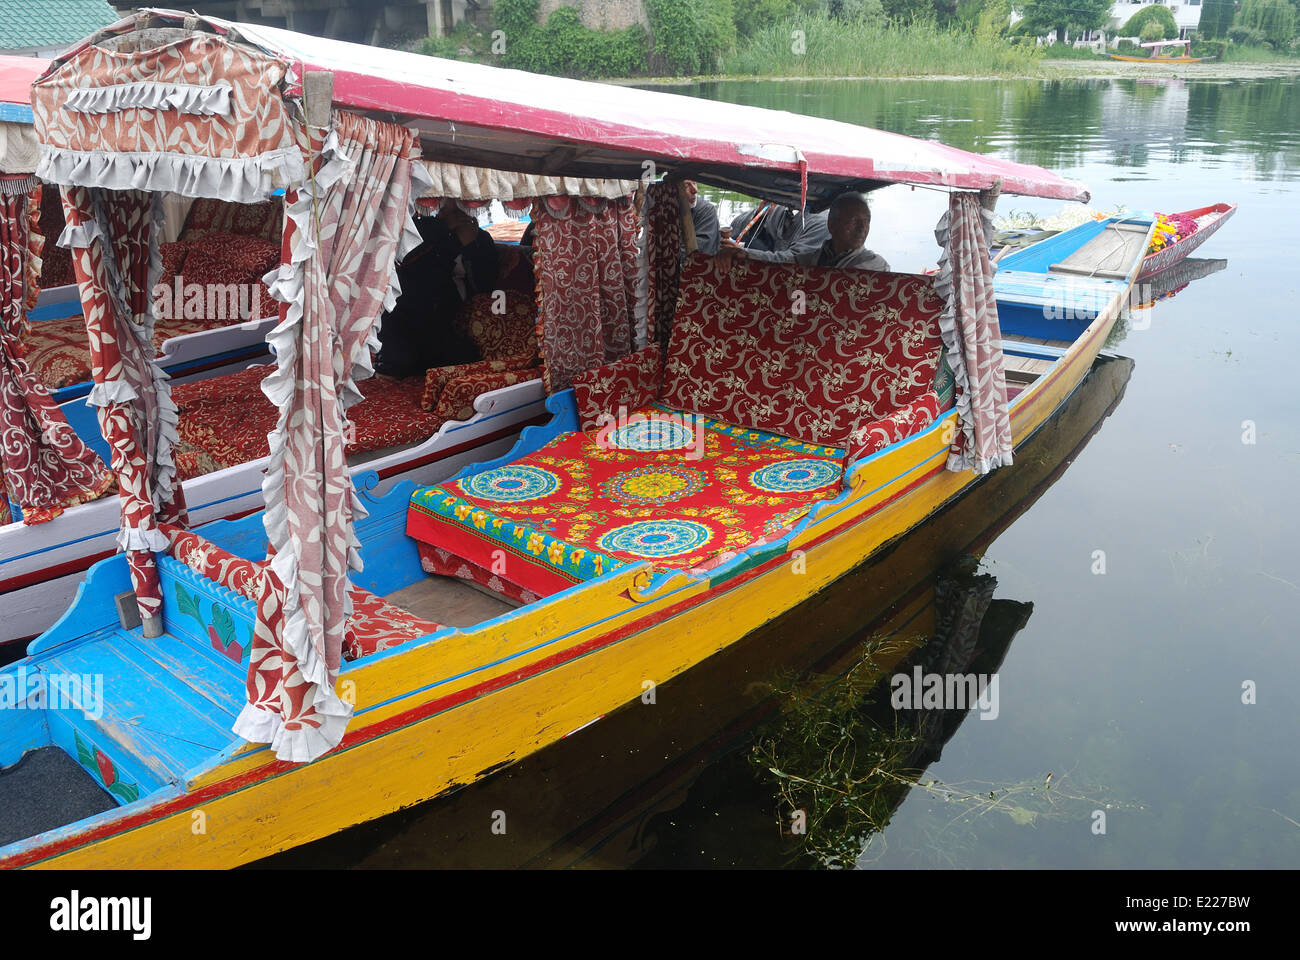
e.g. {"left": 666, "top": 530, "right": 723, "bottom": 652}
{"left": 32, "top": 33, "right": 305, "bottom": 203}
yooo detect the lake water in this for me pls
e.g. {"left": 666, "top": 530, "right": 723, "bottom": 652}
{"left": 264, "top": 77, "right": 1300, "bottom": 870}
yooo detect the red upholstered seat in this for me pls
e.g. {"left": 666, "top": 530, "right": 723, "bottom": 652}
{"left": 407, "top": 405, "right": 846, "bottom": 598}
{"left": 173, "top": 364, "right": 444, "bottom": 476}
{"left": 344, "top": 588, "right": 442, "bottom": 661}
{"left": 660, "top": 253, "right": 946, "bottom": 450}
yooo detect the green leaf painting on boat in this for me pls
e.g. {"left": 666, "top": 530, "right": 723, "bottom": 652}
{"left": 73, "top": 730, "right": 140, "bottom": 804}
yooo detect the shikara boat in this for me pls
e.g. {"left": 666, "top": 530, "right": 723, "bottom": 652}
{"left": 1136, "top": 202, "right": 1236, "bottom": 280}
{"left": 263, "top": 352, "right": 1135, "bottom": 869}
{"left": 1108, "top": 39, "right": 1215, "bottom": 64}
{"left": 1, "top": 10, "right": 1147, "bottom": 868}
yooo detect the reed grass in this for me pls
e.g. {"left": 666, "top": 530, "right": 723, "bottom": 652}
{"left": 721, "top": 16, "right": 1043, "bottom": 78}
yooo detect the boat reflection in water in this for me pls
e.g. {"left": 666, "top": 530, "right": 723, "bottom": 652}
{"left": 1134, "top": 257, "right": 1228, "bottom": 306}
{"left": 257, "top": 354, "right": 1135, "bottom": 870}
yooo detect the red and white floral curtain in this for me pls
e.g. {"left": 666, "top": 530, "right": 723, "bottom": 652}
{"left": 935, "top": 192, "right": 1012, "bottom": 473}
{"left": 234, "top": 109, "right": 431, "bottom": 762}
{"left": 58, "top": 185, "right": 187, "bottom": 629}
{"left": 531, "top": 194, "right": 639, "bottom": 392}
{"left": 0, "top": 180, "right": 112, "bottom": 524}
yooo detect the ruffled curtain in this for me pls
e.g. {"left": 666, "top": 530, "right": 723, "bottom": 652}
{"left": 531, "top": 193, "right": 639, "bottom": 392}
{"left": 235, "top": 109, "right": 430, "bottom": 762}
{"left": 58, "top": 185, "right": 187, "bottom": 628}
{"left": 935, "top": 192, "right": 1012, "bottom": 474}
{"left": 0, "top": 182, "right": 112, "bottom": 524}
{"left": 644, "top": 181, "right": 682, "bottom": 352}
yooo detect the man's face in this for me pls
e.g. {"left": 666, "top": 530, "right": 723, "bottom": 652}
{"left": 828, "top": 201, "right": 870, "bottom": 252}
{"left": 439, "top": 200, "right": 474, "bottom": 231}
{"left": 684, "top": 180, "right": 699, "bottom": 208}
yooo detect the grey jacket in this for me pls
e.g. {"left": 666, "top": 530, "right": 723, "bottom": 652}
{"left": 748, "top": 238, "right": 890, "bottom": 272}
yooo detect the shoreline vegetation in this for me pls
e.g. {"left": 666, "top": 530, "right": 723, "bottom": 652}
{"left": 415, "top": 1, "right": 1300, "bottom": 82}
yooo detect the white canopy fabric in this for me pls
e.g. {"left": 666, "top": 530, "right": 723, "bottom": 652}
{"left": 420, "top": 161, "right": 636, "bottom": 202}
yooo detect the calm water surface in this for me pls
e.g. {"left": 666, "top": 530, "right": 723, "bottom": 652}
{"left": 269, "top": 78, "right": 1300, "bottom": 870}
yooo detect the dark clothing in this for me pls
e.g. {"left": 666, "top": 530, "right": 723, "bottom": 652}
{"left": 730, "top": 204, "right": 829, "bottom": 255}
{"left": 689, "top": 198, "right": 721, "bottom": 255}
{"left": 375, "top": 216, "right": 499, "bottom": 378}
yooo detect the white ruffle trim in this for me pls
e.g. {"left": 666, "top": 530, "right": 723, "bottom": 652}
{"left": 118, "top": 523, "right": 169, "bottom": 553}
{"left": 56, "top": 218, "right": 103, "bottom": 249}
{"left": 64, "top": 81, "right": 233, "bottom": 116}
{"left": 36, "top": 145, "right": 305, "bottom": 204}
{"left": 934, "top": 198, "right": 1012, "bottom": 475}
{"left": 231, "top": 695, "right": 353, "bottom": 764}
{"left": 86, "top": 378, "right": 138, "bottom": 406}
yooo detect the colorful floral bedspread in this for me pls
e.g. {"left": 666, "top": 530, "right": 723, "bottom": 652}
{"left": 407, "top": 404, "right": 845, "bottom": 597}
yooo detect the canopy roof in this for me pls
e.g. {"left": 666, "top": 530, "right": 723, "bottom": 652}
{"left": 1, "top": 56, "right": 46, "bottom": 173}
{"left": 43, "top": 9, "right": 1090, "bottom": 209}
{"left": 0, "top": 55, "right": 45, "bottom": 118}
{"left": 1141, "top": 39, "right": 1191, "bottom": 48}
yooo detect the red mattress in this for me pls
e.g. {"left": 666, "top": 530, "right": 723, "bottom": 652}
{"left": 173, "top": 365, "right": 444, "bottom": 477}
{"left": 407, "top": 404, "right": 846, "bottom": 598}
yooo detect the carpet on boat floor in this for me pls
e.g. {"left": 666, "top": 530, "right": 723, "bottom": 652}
{"left": 0, "top": 746, "right": 115, "bottom": 847}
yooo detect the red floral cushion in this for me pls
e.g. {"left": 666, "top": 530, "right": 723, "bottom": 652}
{"left": 180, "top": 197, "right": 283, "bottom": 244}
{"left": 456, "top": 289, "right": 538, "bottom": 361}
{"left": 160, "top": 241, "right": 188, "bottom": 284}
{"left": 844, "top": 391, "right": 943, "bottom": 464}
{"left": 420, "top": 351, "right": 538, "bottom": 412}
{"left": 344, "top": 587, "right": 443, "bottom": 661}
{"left": 660, "top": 253, "right": 945, "bottom": 449}
{"left": 431, "top": 368, "right": 542, "bottom": 423}
{"left": 22, "top": 314, "right": 224, "bottom": 390}
{"left": 194, "top": 231, "right": 280, "bottom": 277}
{"left": 571, "top": 345, "right": 663, "bottom": 433}
{"left": 174, "top": 365, "right": 445, "bottom": 471}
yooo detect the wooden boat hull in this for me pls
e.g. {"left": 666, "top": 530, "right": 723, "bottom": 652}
{"left": 1106, "top": 54, "right": 1214, "bottom": 63}
{"left": 0, "top": 228, "right": 1142, "bottom": 868}
{"left": 1137, "top": 202, "right": 1236, "bottom": 280}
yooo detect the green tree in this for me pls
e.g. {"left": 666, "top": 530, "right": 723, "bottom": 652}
{"left": 1200, "top": 0, "right": 1236, "bottom": 39}
{"left": 1121, "top": 4, "right": 1179, "bottom": 39}
{"left": 1236, "top": 0, "right": 1297, "bottom": 44}
{"left": 1018, "top": 0, "right": 1111, "bottom": 42}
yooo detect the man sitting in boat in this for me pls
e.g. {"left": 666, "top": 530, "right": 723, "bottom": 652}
{"left": 375, "top": 200, "right": 500, "bottom": 378}
{"left": 683, "top": 179, "right": 720, "bottom": 255}
{"left": 728, "top": 201, "right": 829, "bottom": 256}
{"left": 719, "top": 192, "right": 889, "bottom": 271}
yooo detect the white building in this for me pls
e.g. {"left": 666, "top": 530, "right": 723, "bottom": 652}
{"left": 1011, "top": 0, "right": 1205, "bottom": 43}
{"left": 1109, "top": 0, "right": 1204, "bottom": 39}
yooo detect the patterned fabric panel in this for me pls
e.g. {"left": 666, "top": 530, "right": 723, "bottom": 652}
{"left": 178, "top": 198, "right": 284, "bottom": 244}
{"left": 407, "top": 405, "right": 845, "bottom": 598}
{"left": 418, "top": 544, "right": 542, "bottom": 606}
{"left": 455, "top": 289, "right": 538, "bottom": 361}
{"left": 571, "top": 345, "right": 663, "bottom": 433}
{"left": 37, "top": 183, "right": 74, "bottom": 289}
{"left": 160, "top": 241, "right": 188, "bottom": 284}
{"left": 431, "top": 368, "right": 541, "bottom": 423}
{"left": 173, "top": 365, "right": 443, "bottom": 471}
{"left": 845, "top": 391, "right": 943, "bottom": 465}
{"left": 660, "top": 253, "right": 945, "bottom": 448}
{"left": 344, "top": 587, "right": 443, "bottom": 661}
{"left": 420, "top": 351, "right": 538, "bottom": 412}
{"left": 21, "top": 313, "right": 230, "bottom": 390}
